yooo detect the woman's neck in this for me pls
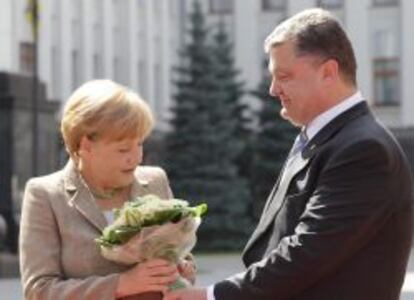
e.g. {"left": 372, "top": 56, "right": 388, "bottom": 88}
{"left": 77, "top": 163, "right": 129, "bottom": 200}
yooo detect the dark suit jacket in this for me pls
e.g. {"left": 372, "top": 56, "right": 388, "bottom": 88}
{"left": 214, "top": 102, "right": 414, "bottom": 300}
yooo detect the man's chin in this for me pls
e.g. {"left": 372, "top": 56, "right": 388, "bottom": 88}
{"left": 280, "top": 109, "right": 301, "bottom": 127}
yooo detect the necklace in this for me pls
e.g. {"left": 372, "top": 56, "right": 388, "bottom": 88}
{"left": 78, "top": 173, "right": 128, "bottom": 200}
{"left": 89, "top": 187, "right": 125, "bottom": 200}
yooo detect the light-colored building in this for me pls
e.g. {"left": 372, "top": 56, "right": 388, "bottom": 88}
{"left": 1, "top": 0, "right": 413, "bottom": 130}
{"left": 183, "top": 0, "right": 413, "bottom": 129}
{"left": 0, "top": 0, "right": 182, "bottom": 129}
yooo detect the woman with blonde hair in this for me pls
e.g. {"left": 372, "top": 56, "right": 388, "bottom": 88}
{"left": 19, "top": 80, "right": 191, "bottom": 299}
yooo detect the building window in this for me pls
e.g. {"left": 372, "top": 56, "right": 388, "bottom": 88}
{"left": 154, "top": 64, "right": 163, "bottom": 115}
{"left": 373, "top": 0, "right": 399, "bottom": 7}
{"left": 72, "top": 49, "right": 82, "bottom": 90}
{"left": 93, "top": 53, "right": 103, "bottom": 78}
{"left": 138, "top": 61, "right": 147, "bottom": 100}
{"left": 93, "top": 24, "right": 104, "bottom": 74}
{"left": 51, "top": 46, "right": 62, "bottom": 99}
{"left": 373, "top": 58, "right": 399, "bottom": 106}
{"left": 209, "top": 0, "right": 233, "bottom": 14}
{"left": 19, "top": 42, "right": 34, "bottom": 73}
{"left": 262, "top": 0, "right": 286, "bottom": 11}
{"left": 113, "top": 56, "right": 124, "bottom": 84}
{"left": 94, "top": 0, "right": 103, "bottom": 21}
{"left": 316, "top": 0, "right": 343, "bottom": 9}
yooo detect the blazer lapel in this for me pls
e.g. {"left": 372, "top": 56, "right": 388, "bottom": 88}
{"left": 62, "top": 163, "right": 162, "bottom": 232}
{"left": 63, "top": 161, "right": 107, "bottom": 232}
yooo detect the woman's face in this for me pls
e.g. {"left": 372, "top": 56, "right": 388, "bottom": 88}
{"left": 79, "top": 135, "right": 143, "bottom": 189}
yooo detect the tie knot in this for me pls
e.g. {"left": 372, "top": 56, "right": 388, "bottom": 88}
{"left": 299, "top": 130, "right": 308, "bottom": 146}
{"left": 290, "top": 130, "right": 308, "bottom": 158}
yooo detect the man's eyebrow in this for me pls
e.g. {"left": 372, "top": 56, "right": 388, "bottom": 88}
{"left": 268, "top": 60, "right": 278, "bottom": 73}
{"left": 267, "top": 61, "right": 273, "bottom": 73}
{"left": 268, "top": 60, "right": 287, "bottom": 75}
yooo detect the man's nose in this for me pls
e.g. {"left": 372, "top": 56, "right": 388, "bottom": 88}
{"left": 269, "top": 79, "right": 281, "bottom": 98}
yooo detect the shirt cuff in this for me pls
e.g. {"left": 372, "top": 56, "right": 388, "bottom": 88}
{"left": 207, "top": 284, "right": 216, "bottom": 300}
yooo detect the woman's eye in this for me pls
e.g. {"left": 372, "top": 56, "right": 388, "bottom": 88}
{"left": 118, "top": 148, "right": 130, "bottom": 153}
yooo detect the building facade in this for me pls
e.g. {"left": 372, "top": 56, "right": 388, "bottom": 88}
{"left": 183, "top": 0, "right": 413, "bottom": 129}
{"left": 0, "top": 0, "right": 413, "bottom": 128}
{"left": 0, "top": 0, "right": 183, "bottom": 129}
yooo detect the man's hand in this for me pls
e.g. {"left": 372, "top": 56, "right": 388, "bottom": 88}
{"left": 164, "top": 287, "right": 207, "bottom": 300}
{"left": 178, "top": 255, "right": 197, "bottom": 284}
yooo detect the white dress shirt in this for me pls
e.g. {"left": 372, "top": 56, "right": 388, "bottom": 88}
{"left": 206, "top": 91, "right": 365, "bottom": 300}
{"left": 305, "top": 91, "right": 364, "bottom": 141}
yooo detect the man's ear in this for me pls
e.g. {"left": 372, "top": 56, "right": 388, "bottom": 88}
{"left": 321, "top": 59, "right": 339, "bottom": 84}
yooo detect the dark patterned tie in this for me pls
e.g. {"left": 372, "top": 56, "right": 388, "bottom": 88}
{"left": 260, "top": 130, "right": 308, "bottom": 214}
{"left": 288, "top": 130, "right": 308, "bottom": 161}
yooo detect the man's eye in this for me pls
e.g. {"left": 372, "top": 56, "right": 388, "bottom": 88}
{"left": 118, "top": 149, "right": 130, "bottom": 153}
{"left": 277, "top": 75, "right": 289, "bottom": 82}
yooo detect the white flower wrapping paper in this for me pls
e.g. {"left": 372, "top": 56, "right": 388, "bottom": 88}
{"left": 100, "top": 216, "right": 201, "bottom": 265}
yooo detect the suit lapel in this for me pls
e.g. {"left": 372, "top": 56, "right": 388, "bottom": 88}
{"left": 63, "top": 161, "right": 107, "bottom": 232}
{"left": 261, "top": 154, "right": 310, "bottom": 229}
{"left": 244, "top": 154, "right": 311, "bottom": 252}
{"left": 261, "top": 157, "right": 290, "bottom": 214}
{"left": 244, "top": 102, "right": 370, "bottom": 255}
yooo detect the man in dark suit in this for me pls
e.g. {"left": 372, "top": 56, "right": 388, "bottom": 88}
{"left": 166, "top": 8, "right": 414, "bottom": 300}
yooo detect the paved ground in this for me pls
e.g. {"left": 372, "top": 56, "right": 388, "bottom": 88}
{"left": 195, "top": 253, "right": 414, "bottom": 300}
{"left": 1, "top": 252, "right": 414, "bottom": 299}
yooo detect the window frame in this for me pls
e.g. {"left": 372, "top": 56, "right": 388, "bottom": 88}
{"left": 372, "top": 0, "right": 399, "bottom": 7}
{"left": 261, "top": 0, "right": 287, "bottom": 11}
{"left": 373, "top": 57, "right": 400, "bottom": 107}
{"left": 209, "top": 0, "right": 233, "bottom": 14}
{"left": 316, "top": 0, "right": 344, "bottom": 9}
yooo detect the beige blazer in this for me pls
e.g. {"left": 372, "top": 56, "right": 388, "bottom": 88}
{"left": 19, "top": 161, "right": 173, "bottom": 300}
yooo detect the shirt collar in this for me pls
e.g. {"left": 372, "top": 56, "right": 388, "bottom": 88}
{"left": 305, "top": 91, "right": 365, "bottom": 141}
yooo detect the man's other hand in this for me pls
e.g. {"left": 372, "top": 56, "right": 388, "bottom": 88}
{"left": 164, "top": 287, "right": 207, "bottom": 300}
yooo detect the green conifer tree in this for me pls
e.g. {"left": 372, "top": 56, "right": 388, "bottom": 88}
{"left": 211, "top": 20, "right": 252, "bottom": 179}
{"left": 165, "top": 1, "right": 252, "bottom": 250}
{"left": 250, "top": 74, "right": 298, "bottom": 219}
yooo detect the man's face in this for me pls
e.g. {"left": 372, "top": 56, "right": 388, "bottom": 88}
{"left": 268, "top": 41, "right": 325, "bottom": 126}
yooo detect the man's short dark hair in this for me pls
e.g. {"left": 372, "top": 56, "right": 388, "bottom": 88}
{"left": 265, "top": 8, "right": 357, "bottom": 86}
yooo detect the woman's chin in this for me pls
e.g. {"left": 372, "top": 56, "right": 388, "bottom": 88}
{"left": 120, "top": 177, "right": 134, "bottom": 186}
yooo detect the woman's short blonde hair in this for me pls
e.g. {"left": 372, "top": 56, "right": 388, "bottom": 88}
{"left": 61, "top": 79, "right": 154, "bottom": 157}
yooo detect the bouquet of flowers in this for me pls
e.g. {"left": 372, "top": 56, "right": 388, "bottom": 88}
{"left": 96, "top": 194, "right": 207, "bottom": 289}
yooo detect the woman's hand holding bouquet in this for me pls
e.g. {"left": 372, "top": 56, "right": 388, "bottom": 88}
{"left": 96, "top": 194, "right": 207, "bottom": 294}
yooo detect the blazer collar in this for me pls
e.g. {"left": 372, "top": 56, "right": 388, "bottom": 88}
{"left": 63, "top": 160, "right": 107, "bottom": 232}
{"left": 62, "top": 161, "right": 151, "bottom": 232}
{"left": 302, "top": 101, "right": 370, "bottom": 159}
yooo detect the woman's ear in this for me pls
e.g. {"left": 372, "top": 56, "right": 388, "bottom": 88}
{"left": 78, "top": 135, "right": 93, "bottom": 156}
